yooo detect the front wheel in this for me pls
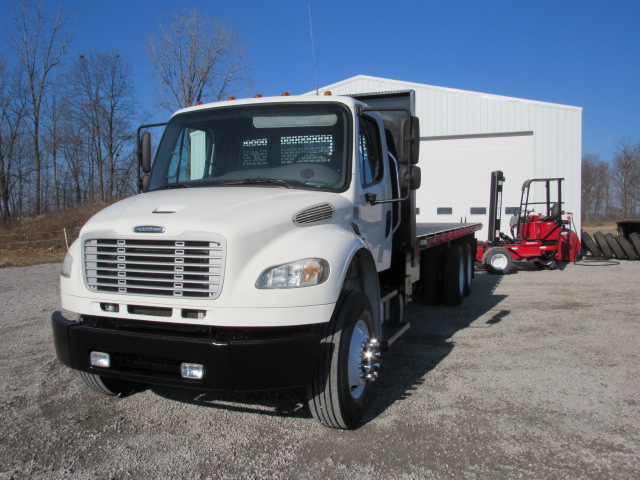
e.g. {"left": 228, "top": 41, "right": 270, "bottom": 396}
{"left": 483, "top": 246, "right": 513, "bottom": 274}
{"left": 79, "top": 371, "right": 144, "bottom": 397}
{"left": 306, "top": 290, "right": 379, "bottom": 429}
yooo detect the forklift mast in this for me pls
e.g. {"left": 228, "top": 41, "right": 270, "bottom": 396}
{"left": 487, "top": 170, "right": 506, "bottom": 245}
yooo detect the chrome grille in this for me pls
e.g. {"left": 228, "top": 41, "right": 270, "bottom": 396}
{"left": 84, "top": 237, "right": 224, "bottom": 299}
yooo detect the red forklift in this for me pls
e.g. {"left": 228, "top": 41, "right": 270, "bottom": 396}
{"left": 477, "top": 170, "right": 581, "bottom": 274}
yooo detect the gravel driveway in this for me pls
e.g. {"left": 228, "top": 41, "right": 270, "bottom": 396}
{"left": 1, "top": 260, "right": 639, "bottom": 479}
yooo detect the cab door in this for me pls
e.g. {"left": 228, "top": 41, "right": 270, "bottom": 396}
{"left": 353, "top": 114, "right": 394, "bottom": 271}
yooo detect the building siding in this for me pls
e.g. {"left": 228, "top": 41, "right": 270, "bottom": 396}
{"left": 313, "top": 75, "right": 583, "bottom": 234}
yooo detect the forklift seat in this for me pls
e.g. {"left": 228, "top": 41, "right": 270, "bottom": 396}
{"left": 540, "top": 203, "right": 560, "bottom": 221}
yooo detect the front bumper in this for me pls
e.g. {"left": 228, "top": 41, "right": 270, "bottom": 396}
{"left": 52, "top": 311, "right": 320, "bottom": 391}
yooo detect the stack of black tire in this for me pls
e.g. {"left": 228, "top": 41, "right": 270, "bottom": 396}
{"left": 581, "top": 231, "right": 640, "bottom": 260}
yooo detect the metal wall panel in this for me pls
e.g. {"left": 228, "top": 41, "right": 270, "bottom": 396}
{"left": 314, "top": 75, "right": 583, "bottom": 234}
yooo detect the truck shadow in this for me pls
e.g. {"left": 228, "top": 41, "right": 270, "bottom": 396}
{"left": 152, "top": 269, "right": 507, "bottom": 427}
{"left": 363, "top": 269, "right": 507, "bottom": 426}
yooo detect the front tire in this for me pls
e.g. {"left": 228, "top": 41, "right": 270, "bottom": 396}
{"left": 483, "top": 246, "right": 513, "bottom": 274}
{"left": 79, "top": 371, "right": 144, "bottom": 397}
{"left": 307, "top": 290, "right": 378, "bottom": 429}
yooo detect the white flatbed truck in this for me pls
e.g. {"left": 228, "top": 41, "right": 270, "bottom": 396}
{"left": 52, "top": 92, "right": 481, "bottom": 429}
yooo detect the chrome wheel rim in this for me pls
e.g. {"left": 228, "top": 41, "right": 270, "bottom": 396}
{"left": 347, "top": 320, "right": 370, "bottom": 399}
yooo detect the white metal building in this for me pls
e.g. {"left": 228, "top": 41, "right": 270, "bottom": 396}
{"left": 314, "top": 75, "right": 582, "bottom": 240}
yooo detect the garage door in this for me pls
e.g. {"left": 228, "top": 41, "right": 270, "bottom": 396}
{"left": 415, "top": 132, "right": 535, "bottom": 242}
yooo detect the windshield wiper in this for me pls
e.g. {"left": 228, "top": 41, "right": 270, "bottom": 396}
{"left": 153, "top": 182, "right": 191, "bottom": 190}
{"left": 219, "top": 178, "right": 294, "bottom": 189}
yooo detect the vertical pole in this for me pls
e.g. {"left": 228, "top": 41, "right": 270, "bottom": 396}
{"left": 487, "top": 171, "right": 505, "bottom": 245}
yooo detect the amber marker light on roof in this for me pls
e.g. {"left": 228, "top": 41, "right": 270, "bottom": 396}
{"left": 195, "top": 101, "right": 203, "bottom": 106}
{"left": 281, "top": 92, "right": 290, "bottom": 96}
{"left": 228, "top": 96, "right": 236, "bottom": 100}
{"left": 323, "top": 91, "right": 332, "bottom": 96}
{"left": 254, "top": 94, "right": 263, "bottom": 98}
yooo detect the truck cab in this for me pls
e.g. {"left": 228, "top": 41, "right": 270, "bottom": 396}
{"left": 53, "top": 94, "right": 425, "bottom": 429}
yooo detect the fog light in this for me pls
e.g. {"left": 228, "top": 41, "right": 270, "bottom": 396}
{"left": 181, "top": 363, "right": 204, "bottom": 380}
{"left": 90, "top": 351, "right": 110, "bottom": 368}
{"left": 100, "top": 303, "right": 119, "bottom": 313}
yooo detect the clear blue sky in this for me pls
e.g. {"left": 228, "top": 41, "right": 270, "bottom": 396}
{"left": 1, "top": 0, "right": 638, "bottom": 162}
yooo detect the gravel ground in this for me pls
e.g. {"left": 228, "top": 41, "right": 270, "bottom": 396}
{"left": 1, "top": 260, "right": 639, "bottom": 479}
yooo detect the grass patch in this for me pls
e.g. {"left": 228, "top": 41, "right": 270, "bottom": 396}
{"left": 0, "top": 202, "right": 110, "bottom": 268}
{"left": 0, "top": 248, "right": 66, "bottom": 268}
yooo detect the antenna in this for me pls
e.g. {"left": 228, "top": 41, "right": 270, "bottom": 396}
{"left": 307, "top": 1, "right": 319, "bottom": 95}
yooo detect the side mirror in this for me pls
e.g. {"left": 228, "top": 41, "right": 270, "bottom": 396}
{"left": 399, "top": 164, "right": 422, "bottom": 190}
{"left": 411, "top": 117, "right": 420, "bottom": 166}
{"left": 140, "top": 131, "right": 151, "bottom": 174}
{"left": 410, "top": 165, "right": 421, "bottom": 190}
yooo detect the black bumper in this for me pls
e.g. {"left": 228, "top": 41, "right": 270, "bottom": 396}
{"left": 52, "top": 312, "right": 320, "bottom": 391}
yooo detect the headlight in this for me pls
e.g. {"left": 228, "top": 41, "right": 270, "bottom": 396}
{"left": 256, "top": 258, "right": 329, "bottom": 289}
{"left": 60, "top": 252, "right": 73, "bottom": 278}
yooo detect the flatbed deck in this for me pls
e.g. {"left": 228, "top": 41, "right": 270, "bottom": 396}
{"left": 416, "top": 223, "right": 482, "bottom": 249}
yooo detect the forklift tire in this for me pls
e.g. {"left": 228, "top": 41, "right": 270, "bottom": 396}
{"left": 443, "top": 244, "right": 465, "bottom": 306}
{"left": 605, "top": 233, "right": 626, "bottom": 260}
{"left": 420, "top": 248, "right": 444, "bottom": 305}
{"left": 593, "top": 232, "right": 613, "bottom": 259}
{"left": 483, "top": 246, "right": 513, "bottom": 275}
{"left": 615, "top": 235, "right": 638, "bottom": 260}
{"left": 534, "top": 256, "right": 557, "bottom": 270}
{"left": 581, "top": 232, "right": 602, "bottom": 257}
{"left": 629, "top": 233, "right": 640, "bottom": 257}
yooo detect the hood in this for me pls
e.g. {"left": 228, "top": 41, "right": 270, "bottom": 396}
{"left": 81, "top": 187, "right": 351, "bottom": 238}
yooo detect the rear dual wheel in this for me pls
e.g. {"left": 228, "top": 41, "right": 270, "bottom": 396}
{"left": 443, "top": 244, "right": 465, "bottom": 306}
{"left": 420, "top": 247, "right": 444, "bottom": 305}
{"left": 462, "top": 242, "right": 473, "bottom": 296}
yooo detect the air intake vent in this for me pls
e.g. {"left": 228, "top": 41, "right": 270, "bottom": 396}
{"left": 293, "top": 203, "right": 334, "bottom": 225}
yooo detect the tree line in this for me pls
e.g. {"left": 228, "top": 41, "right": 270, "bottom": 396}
{"left": 0, "top": 1, "right": 250, "bottom": 225}
{"left": 582, "top": 139, "right": 640, "bottom": 222}
{"left": 2, "top": 1, "right": 637, "bottom": 228}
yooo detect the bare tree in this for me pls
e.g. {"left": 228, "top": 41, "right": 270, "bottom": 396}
{"left": 0, "top": 56, "right": 28, "bottom": 224}
{"left": 8, "top": 0, "right": 71, "bottom": 214}
{"left": 610, "top": 139, "right": 640, "bottom": 218}
{"left": 581, "top": 153, "right": 610, "bottom": 222}
{"left": 65, "top": 52, "right": 137, "bottom": 202}
{"left": 146, "top": 9, "right": 251, "bottom": 111}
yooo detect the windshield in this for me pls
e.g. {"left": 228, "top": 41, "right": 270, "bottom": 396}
{"left": 148, "top": 103, "right": 351, "bottom": 192}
